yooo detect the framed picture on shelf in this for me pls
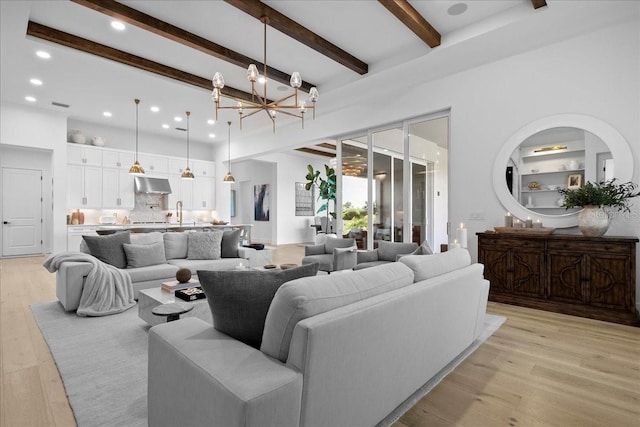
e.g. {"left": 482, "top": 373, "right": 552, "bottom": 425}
{"left": 295, "top": 182, "right": 314, "bottom": 216}
{"left": 567, "top": 173, "right": 582, "bottom": 189}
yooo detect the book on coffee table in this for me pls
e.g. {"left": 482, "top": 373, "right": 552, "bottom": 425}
{"left": 175, "top": 287, "right": 206, "bottom": 301}
{"left": 161, "top": 279, "right": 199, "bottom": 293}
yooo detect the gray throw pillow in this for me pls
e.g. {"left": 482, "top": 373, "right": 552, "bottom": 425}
{"left": 123, "top": 242, "right": 166, "bottom": 268}
{"left": 198, "top": 263, "right": 319, "bottom": 349}
{"left": 82, "top": 231, "right": 131, "bottom": 269}
{"left": 187, "top": 231, "right": 223, "bottom": 260}
{"left": 163, "top": 232, "right": 188, "bottom": 259}
{"left": 221, "top": 229, "right": 241, "bottom": 258}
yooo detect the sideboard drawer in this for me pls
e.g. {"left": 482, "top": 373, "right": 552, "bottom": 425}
{"left": 480, "top": 237, "right": 544, "bottom": 251}
{"left": 547, "top": 240, "right": 630, "bottom": 255}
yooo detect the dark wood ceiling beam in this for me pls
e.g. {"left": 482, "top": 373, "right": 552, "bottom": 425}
{"left": 378, "top": 0, "right": 441, "bottom": 48}
{"left": 531, "top": 0, "right": 548, "bottom": 9}
{"left": 317, "top": 143, "right": 336, "bottom": 150}
{"left": 26, "top": 21, "right": 257, "bottom": 103}
{"left": 296, "top": 147, "right": 336, "bottom": 158}
{"left": 70, "top": 0, "right": 316, "bottom": 92}
{"left": 224, "top": 0, "right": 368, "bottom": 75}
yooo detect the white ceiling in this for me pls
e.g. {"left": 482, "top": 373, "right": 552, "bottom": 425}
{"left": 0, "top": 1, "right": 636, "bottom": 153}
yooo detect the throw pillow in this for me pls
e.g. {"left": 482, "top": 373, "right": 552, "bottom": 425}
{"left": 187, "top": 231, "right": 223, "bottom": 260}
{"left": 198, "top": 263, "right": 319, "bottom": 349}
{"left": 220, "top": 229, "right": 241, "bottom": 258}
{"left": 82, "top": 231, "right": 131, "bottom": 269}
{"left": 163, "top": 232, "right": 188, "bottom": 259}
{"left": 123, "top": 242, "right": 166, "bottom": 268}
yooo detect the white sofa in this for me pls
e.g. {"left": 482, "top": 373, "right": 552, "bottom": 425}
{"left": 148, "top": 248, "right": 490, "bottom": 427}
{"left": 55, "top": 231, "right": 258, "bottom": 311}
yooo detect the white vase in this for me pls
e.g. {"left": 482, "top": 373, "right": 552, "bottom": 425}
{"left": 577, "top": 205, "right": 610, "bottom": 237}
{"left": 69, "top": 130, "right": 86, "bottom": 144}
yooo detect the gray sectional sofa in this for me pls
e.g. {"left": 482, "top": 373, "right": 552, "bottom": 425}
{"left": 148, "top": 248, "right": 490, "bottom": 427}
{"left": 55, "top": 231, "right": 258, "bottom": 311}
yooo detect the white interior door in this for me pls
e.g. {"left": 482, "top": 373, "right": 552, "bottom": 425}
{"left": 2, "top": 167, "right": 43, "bottom": 256}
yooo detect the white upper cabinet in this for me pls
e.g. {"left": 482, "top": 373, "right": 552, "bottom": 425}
{"left": 191, "top": 160, "right": 216, "bottom": 178}
{"left": 102, "top": 149, "right": 135, "bottom": 169}
{"left": 67, "top": 144, "right": 102, "bottom": 166}
{"left": 138, "top": 154, "right": 168, "bottom": 176}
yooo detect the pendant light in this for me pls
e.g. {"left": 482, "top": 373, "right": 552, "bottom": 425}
{"left": 128, "top": 99, "right": 145, "bottom": 175}
{"left": 181, "top": 111, "right": 195, "bottom": 180}
{"left": 223, "top": 121, "right": 235, "bottom": 183}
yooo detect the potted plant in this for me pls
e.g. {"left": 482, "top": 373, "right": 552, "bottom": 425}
{"left": 557, "top": 179, "right": 639, "bottom": 236}
{"left": 305, "top": 164, "right": 337, "bottom": 233}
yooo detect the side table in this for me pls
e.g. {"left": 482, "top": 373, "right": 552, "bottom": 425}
{"left": 151, "top": 302, "right": 194, "bottom": 322}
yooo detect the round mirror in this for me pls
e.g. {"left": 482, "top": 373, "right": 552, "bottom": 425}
{"left": 493, "top": 114, "right": 634, "bottom": 228}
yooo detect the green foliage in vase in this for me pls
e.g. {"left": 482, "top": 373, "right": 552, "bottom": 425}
{"left": 557, "top": 179, "right": 640, "bottom": 212}
{"left": 305, "top": 164, "right": 337, "bottom": 223}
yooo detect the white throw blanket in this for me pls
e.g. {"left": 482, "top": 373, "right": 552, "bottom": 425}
{"left": 43, "top": 252, "right": 136, "bottom": 316}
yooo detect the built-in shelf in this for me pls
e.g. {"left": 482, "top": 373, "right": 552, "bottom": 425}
{"left": 521, "top": 148, "right": 585, "bottom": 160}
{"left": 521, "top": 168, "right": 584, "bottom": 177}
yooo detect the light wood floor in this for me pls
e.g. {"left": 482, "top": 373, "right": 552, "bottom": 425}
{"left": 1, "top": 245, "right": 638, "bottom": 426}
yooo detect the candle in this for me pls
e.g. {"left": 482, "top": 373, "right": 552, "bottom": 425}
{"left": 526, "top": 217, "right": 533, "bottom": 228}
{"left": 505, "top": 212, "right": 513, "bottom": 227}
{"left": 450, "top": 239, "right": 461, "bottom": 249}
{"left": 456, "top": 222, "right": 468, "bottom": 248}
{"left": 533, "top": 219, "right": 542, "bottom": 228}
{"left": 514, "top": 219, "right": 522, "bottom": 228}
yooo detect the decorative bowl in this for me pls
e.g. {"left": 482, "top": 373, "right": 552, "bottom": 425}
{"left": 69, "top": 130, "right": 86, "bottom": 144}
{"left": 92, "top": 136, "right": 106, "bottom": 146}
{"left": 527, "top": 181, "right": 541, "bottom": 190}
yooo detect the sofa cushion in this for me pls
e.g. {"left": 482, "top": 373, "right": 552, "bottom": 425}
{"left": 82, "top": 231, "right": 131, "bottom": 269}
{"left": 261, "top": 262, "right": 415, "bottom": 362}
{"left": 198, "top": 263, "right": 319, "bottom": 349}
{"left": 398, "top": 248, "right": 471, "bottom": 282}
{"left": 187, "top": 231, "right": 223, "bottom": 260}
{"left": 125, "top": 263, "right": 179, "bottom": 283}
{"left": 301, "top": 254, "right": 332, "bottom": 272}
{"left": 164, "top": 232, "right": 188, "bottom": 259}
{"left": 168, "top": 258, "right": 241, "bottom": 275}
{"left": 324, "top": 237, "right": 356, "bottom": 254}
{"left": 130, "top": 231, "right": 164, "bottom": 245}
{"left": 221, "top": 229, "right": 241, "bottom": 258}
{"left": 123, "top": 242, "right": 166, "bottom": 268}
{"left": 377, "top": 241, "right": 418, "bottom": 262}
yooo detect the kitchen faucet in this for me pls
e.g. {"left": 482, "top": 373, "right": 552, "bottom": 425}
{"left": 176, "top": 201, "right": 183, "bottom": 225}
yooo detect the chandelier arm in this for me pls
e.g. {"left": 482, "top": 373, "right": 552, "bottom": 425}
{"left": 241, "top": 109, "right": 266, "bottom": 120}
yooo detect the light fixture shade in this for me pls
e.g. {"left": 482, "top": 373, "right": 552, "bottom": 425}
{"left": 129, "top": 160, "right": 145, "bottom": 176}
{"left": 309, "top": 87, "right": 319, "bottom": 102}
{"left": 290, "top": 72, "right": 302, "bottom": 88}
{"left": 247, "top": 64, "right": 259, "bottom": 82}
{"left": 212, "top": 72, "right": 225, "bottom": 89}
{"left": 210, "top": 89, "right": 219, "bottom": 102}
{"left": 223, "top": 172, "right": 235, "bottom": 183}
{"left": 298, "top": 100, "right": 307, "bottom": 113}
{"left": 181, "top": 166, "right": 195, "bottom": 180}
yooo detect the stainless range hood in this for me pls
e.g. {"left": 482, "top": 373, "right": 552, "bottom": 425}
{"left": 134, "top": 176, "right": 172, "bottom": 194}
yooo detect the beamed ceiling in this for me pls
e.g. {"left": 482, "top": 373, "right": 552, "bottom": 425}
{"left": 3, "top": 0, "right": 633, "bottom": 159}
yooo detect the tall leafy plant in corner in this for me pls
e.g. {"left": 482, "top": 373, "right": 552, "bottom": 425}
{"left": 305, "top": 164, "right": 337, "bottom": 229}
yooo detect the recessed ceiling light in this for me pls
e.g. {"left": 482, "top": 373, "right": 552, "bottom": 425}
{"left": 25, "top": 96, "right": 36, "bottom": 102}
{"left": 162, "top": 124, "right": 170, "bottom": 129}
{"left": 208, "top": 133, "right": 216, "bottom": 138}
{"left": 103, "top": 111, "right": 112, "bottom": 117}
{"left": 36, "top": 50, "right": 51, "bottom": 59}
{"left": 174, "top": 116, "right": 182, "bottom": 122}
{"left": 448, "top": 3, "right": 468, "bottom": 16}
{"left": 30, "top": 78, "right": 43, "bottom": 86}
{"left": 111, "top": 21, "right": 126, "bottom": 31}
{"left": 150, "top": 106, "right": 160, "bottom": 112}
{"left": 207, "top": 119, "right": 215, "bottom": 125}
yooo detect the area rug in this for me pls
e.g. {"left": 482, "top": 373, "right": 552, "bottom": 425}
{"left": 31, "top": 301, "right": 504, "bottom": 427}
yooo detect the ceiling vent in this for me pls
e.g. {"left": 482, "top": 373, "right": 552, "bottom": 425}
{"left": 51, "top": 101, "right": 70, "bottom": 108}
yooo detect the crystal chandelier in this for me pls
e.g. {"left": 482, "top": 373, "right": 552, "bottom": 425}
{"left": 210, "top": 16, "right": 318, "bottom": 132}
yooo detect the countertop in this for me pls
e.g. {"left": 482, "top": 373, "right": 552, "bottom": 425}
{"left": 67, "top": 223, "right": 252, "bottom": 231}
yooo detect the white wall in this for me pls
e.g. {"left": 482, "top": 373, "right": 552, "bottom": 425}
{"left": 0, "top": 103, "right": 68, "bottom": 254}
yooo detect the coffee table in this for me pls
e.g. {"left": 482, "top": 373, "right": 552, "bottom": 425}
{"left": 138, "top": 287, "right": 212, "bottom": 327}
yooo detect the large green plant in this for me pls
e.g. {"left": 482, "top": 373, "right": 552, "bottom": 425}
{"left": 305, "top": 164, "right": 337, "bottom": 227}
{"left": 558, "top": 179, "right": 639, "bottom": 212}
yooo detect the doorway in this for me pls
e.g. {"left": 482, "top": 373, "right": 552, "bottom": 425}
{"left": 2, "top": 167, "right": 43, "bottom": 256}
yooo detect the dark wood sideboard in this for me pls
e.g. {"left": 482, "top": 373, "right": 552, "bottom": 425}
{"left": 477, "top": 232, "right": 639, "bottom": 326}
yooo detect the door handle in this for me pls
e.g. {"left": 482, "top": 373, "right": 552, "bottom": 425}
{"left": 3, "top": 221, "right": 9, "bottom": 224}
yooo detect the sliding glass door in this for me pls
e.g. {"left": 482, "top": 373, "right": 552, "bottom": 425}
{"left": 338, "top": 112, "right": 448, "bottom": 251}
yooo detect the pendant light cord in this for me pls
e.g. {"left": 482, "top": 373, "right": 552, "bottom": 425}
{"left": 186, "top": 111, "right": 191, "bottom": 165}
{"left": 227, "top": 121, "right": 232, "bottom": 172}
{"left": 134, "top": 99, "right": 140, "bottom": 161}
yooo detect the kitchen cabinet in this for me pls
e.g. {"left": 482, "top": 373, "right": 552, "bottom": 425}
{"left": 67, "top": 164, "right": 102, "bottom": 208}
{"left": 67, "top": 144, "right": 102, "bottom": 166}
{"left": 193, "top": 177, "right": 215, "bottom": 209}
{"left": 167, "top": 173, "right": 193, "bottom": 210}
{"left": 138, "top": 154, "right": 168, "bottom": 176}
{"left": 102, "top": 149, "right": 135, "bottom": 169}
{"left": 102, "top": 168, "right": 135, "bottom": 208}
{"left": 191, "top": 160, "right": 216, "bottom": 178}
{"left": 477, "top": 232, "right": 638, "bottom": 325}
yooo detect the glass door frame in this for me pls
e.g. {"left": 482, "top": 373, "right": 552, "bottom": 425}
{"left": 337, "top": 110, "right": 450, "bottom": 250}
